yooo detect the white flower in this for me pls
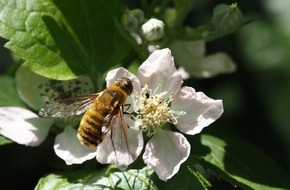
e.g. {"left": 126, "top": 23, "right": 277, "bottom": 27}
{"left": 52, "top": 116, "right": 144, "bottom": 166}
{"left": 177, "top": 66, "right": 190, "bottom": 80}
{"left": 105, "top": 48, "right": 224, "bottom": 181}
{"left": 3, "top": 66, "right": 144, "bottom": 167}
{"left": 0, "top": 48, "right": 223, "bottom": 182}
{"left": 141, "top": 18, "right": 165, "bottom": 41}
{"left": 0, "top": 107, "right": 54, "bottom": 146}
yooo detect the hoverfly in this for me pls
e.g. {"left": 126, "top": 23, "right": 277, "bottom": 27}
{"left": 38, "top": 77, "right": 133, "bottom": 150}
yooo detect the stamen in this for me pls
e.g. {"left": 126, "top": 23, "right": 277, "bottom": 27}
{"left": 132, "top": 84, "right": 186, "bottom": 136}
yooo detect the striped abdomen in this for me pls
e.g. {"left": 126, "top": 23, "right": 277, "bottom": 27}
{"left": 77, "top": 89, "right": 123, "bottom": 148}
{"left": 77, "top": 104, "right": 110, "bottom": 148}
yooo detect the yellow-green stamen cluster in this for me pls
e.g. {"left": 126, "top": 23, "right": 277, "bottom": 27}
{"left": 133, "top": 84, "right": 186, "bottom": 136}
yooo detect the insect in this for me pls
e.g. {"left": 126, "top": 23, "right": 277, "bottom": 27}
{"left": 38, "top": 77, "right": 133, "bottom": 149}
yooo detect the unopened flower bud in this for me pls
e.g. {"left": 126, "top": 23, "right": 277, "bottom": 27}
{"left": 141, "top": 18, "right": 165, "bottom": 41}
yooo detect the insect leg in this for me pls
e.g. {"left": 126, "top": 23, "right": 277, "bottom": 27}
{"left": 122, "top": 104, "right": 131, "bottom": 114}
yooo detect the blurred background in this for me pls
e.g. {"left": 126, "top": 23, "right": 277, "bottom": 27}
{"left": 0, "top": 0, "right": 290, "bottom": 189}
{"left": 207, "top": 0, "right": 290, "bottom": 171}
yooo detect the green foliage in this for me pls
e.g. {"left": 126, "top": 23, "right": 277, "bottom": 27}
{"left": 0, "top": 0, "right": 289, "bottom": 189}
{"left": 151, "top": 161, "right": 211, "bottom": 190}
{"left": 238, "top": 4, "right": 290, "bottom": 180}
{"left": 191, "top": 134, "right": 290, "bottom": 190}
{"left": 0, "top": 76, "right": 26, "bottom": 107}
{"left": 0, "top": 0, "right": 75, "bottom": 80}
{"left": 171, "top": 3, "right": 245, "bottom": 43}
{"left": 0, "top": 0, "right": 131, "bottom": 82}
{"left": 0, "top": 135, "right": 12, "bottom": 145}
{"left": 212, "top": 3, "right": 244, "bottom": 36}
{"left": 35, "top": 166, "right": 157, "bottom": 190}
{"left": 34, "top": 133, "right": 290, "bottom": 190}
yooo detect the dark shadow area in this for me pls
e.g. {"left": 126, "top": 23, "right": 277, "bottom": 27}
{"left": 0, "top": 136, "right": 58, "bottom": 189}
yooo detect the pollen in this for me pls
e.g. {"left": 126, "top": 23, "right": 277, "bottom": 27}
{"left": 133, "top": 84, "right": 186, "bottom": 136}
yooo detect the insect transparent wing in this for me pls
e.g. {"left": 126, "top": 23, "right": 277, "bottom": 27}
{"left": 39, "top": 94, "right": 99, "bottom": 118}
{"left": 96, "top": 106, "right": 143, "bottom": 166}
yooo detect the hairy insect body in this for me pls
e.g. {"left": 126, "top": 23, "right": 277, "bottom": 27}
{"left": 78, "top": 88, "right": 127, "bottom": 148}
{"left": 38, "top": 77, "right": 133, "bottom": 149}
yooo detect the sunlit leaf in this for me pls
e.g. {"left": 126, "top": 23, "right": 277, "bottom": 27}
{"left": 192, "top": 134, "right": 290, "bottom": 190}
{"left": 188, "top": 166, "right": 212, "bottom": 189}
{"left": 35, "top": 166, "right": 157, "bottom": 190}
{"left": 0, "top": 0, "right": 131, "bottom": 80}
{"left": 0, "top": 0, "right": 76, "bottom": 80}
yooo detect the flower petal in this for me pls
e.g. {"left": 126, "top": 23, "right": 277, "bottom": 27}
{"left": 177, "top": 67, "right": 190, "bottom": 80}
{"left": 137, "top": 48, "right": 183, "bottom": 95}
{"left": 54, "top": 126, "right": 97, "bottom": 165}
{"left": 16, "top": 66, "right": 94, "bottom": 110}
{"left": 172, "top": 86, "right": 223, "bottom": 135}
{"left": 96, "top": 117, "right": 143, "bottom": 166}
{"left": 15, "top": 66, "right": 49, "bottom": 110}
{"left": 0, "top": 107, "right": 53, "bottom": 146}
{"left": 142, "top": 129, "right": 190, "bottom": 181}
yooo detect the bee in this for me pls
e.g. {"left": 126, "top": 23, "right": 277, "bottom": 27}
{"left": 38, "top": 77, "right": 133, "bottom": 149}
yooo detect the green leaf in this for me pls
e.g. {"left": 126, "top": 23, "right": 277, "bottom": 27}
{"left": 188, "top": 166, "right": 212, "bottom": 189}
{"left": 35, "top": 166, "right": 157, "bottom": 190}
{"left": 152, "top": 162, "right": 210, "bottom": 190}
{"left": 212, "top": 3, "right": 244, "bottom": 35}
{"left": 47, "top": 0, "right": 131, "bottom": 79}
{"left": 192, "top": 134, "right": 290, "bottom": 190}
{"left": 0, "top": 0, "right": 76, "bottom": 80}
{"left": 170, "top": 40, "right": 236, "bottom": 78}
{"left": 0, "top": 0, "right": 131, "bottom": 81}
{"left": 0, "top": 76, "right": 26, "bottom": 107}
{"left": 239, "top": 21, "right": 290, "bottom": 70}
{"left": 122, "top": 9, "right": 144, "bottom": 32}
{"left": 177, "top": 3, "right": 245, "bottom": 42}
{"left": 0, "top": 135, "right": 13, "bottom": 145}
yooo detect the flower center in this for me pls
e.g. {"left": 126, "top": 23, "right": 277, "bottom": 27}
{"left": 132, "top": 84, "right": 186, "bottom": 136}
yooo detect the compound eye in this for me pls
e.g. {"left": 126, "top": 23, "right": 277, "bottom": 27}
{"left": 124, "top": 79, "right": 133, "bottom": 95}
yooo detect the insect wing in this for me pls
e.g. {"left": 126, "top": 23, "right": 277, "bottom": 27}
{"left": 39, "top": 94, "right": 99, "bottom": 118}
{"left": 96, "top": 107, "right": 142, "bottom": 166}
{"left": 113, "top": 106, "right": 132, "bottom": 163}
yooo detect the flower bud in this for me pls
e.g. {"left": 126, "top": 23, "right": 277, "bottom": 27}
{"left": 122, "top": 9, "right": 144, "bottom": 32}
{"left": 141, "top": 18, "right": 165, "bottom": 41}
